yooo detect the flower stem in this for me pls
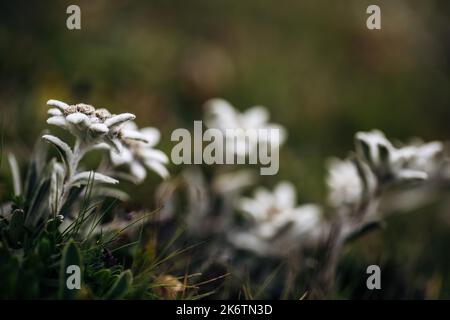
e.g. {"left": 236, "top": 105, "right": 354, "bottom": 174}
{"left": 57, "top": 139, "right": 87, "bottom": 214}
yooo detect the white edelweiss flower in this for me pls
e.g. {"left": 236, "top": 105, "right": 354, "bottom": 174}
{"left": 326, "top": 158, "right": 376, "bottom": 209}
{"left": 327, "top": 158, "right": 363, "bottom": 208}
{"left": 230, "top": 181, "right": 322, "bottom": 255}
{"left": 395, "top": 141, "right": 444, "bottom": 176}
{"left": 109, "top": 121, "right": 169, "bottom": 183}
{"left": 212, "top": 169, "right": 256, "bottom": 195}
{"left": 355, "top": 130, "right": 438, "bottom": 182}
{"left": 46, "top": 99, "right": 135, "bottom": 151}
{"left": 204, "top": 98, "right": 286, "bottom": 157}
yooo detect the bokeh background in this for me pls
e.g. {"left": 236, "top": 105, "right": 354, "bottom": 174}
{"left": 1, "top": 0, "right": 450, "bottom": 298}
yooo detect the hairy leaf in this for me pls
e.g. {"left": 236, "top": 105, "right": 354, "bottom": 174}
{"left": 104, "top": 270, "right": 132, "bottom": 299}
{"left": 71, "top": 171, "right": 118, "bottom": 187}
{"left": 42, "top": 135, "right": 73, "bottom": 172}
{"left": 59, "top": 240, "right": 82, "bottom": 299}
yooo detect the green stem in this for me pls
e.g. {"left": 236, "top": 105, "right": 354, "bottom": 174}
{"left": 57, "top": 139, "right": 87, "bottom": 214}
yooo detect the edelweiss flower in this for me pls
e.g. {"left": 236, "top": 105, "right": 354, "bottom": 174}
{"left": 46, "top": 99, "right": 135, "bottom": 151}
{"left": 395, "top": 141, "right": 444, "bottom": 176}
{"left": 355, "top": 130, "right": 443, "bottom": 182}
{"left": 326, "top": 158, "right": 376, "bottom": 209}
{"left": 230, "top": 181, "right": 322, "bottom": 255}
{"left": 109, "top": 121, "right": 169, "bottom": 182}
{"left": 212, "top": 169, "right": 256, "bottom": 195}
{"left": 204, "top": 98, "right": 286, "bottom": 156}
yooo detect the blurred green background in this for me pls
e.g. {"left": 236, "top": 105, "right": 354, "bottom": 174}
{"left": 1, "top": 0, "right": 450, "bottom": 298}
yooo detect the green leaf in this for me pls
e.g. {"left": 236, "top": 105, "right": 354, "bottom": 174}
{"left": 59, "top": 240, "right": 83, "bottom": 299}
{"left": 25, "top": 131, "right": 49, "bottom": 202}
{"left": 24, "top": 178, "right": 51, "bottom": 227}
{"left": 8, "top": 209, "right": 25, "bottom": 247}
{"left": 71, "top": 171, "right": 119, "bottom": 187}
{"left": 104, "top": 270, "right": 132, "bottom": 299}
{"left": 49, "top": 162, "right": 65, "bottom": 214}
{"left": 93, "top": 269, "right": 112, "bottom": 290}
{"left": 7, "top": 153, "right": 22, "bottom": 197}
{"left": 37, "top": 236, "right": 52, "bottom": 260}
{"left": 42, "top": 135, "right": 73, "bottom": 173}
{"left": 0, "top": 245, "right": 20, "bottom": 298}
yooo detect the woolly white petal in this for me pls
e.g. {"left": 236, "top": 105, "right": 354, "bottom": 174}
{"left": 144, "top": 160, "right": 170, "bottom": 179}
{"left": 47, "top": 99, "right": 69, "bottom": 111}
{"left": 397, "top": 169, "right": 428, "bottom": 181}
{"left": 212, "top": 170, "right": 255, "bottom": 194}
{"left": 355, "top": 130, "right": 394, "bottom": 164}
{"left": 242, "top": 188, "right": 274, "bottom": 220}
{"left": 416, "top": 141, "right": 443, "bottom": 158}
{"left": 110, "top": 147, "right": 133, "bottom": 166}
{"left": 326, "top": 158, "right": 363, "bottom": 207}
{"left": 140, "top": 127, "right": 161, "bottom": 146}
{"left": 238, "top": 198, "right": 265, "bottom": 220}
{"left": 257, "top": 221, "right": 281, "bottom": 239}
{"left": 89, "top": 123, "right": 109, "bottom": 134}
{"left": 141, "top": 148, "right": 169, "bottom": 164}
{"left": 261, "top": 124, "right": 287, "bottom": 147}
{"left": 47, "top": 108, "right": 63, "bottom": 116}
{"left": 242, "top": 106, "right": 269, "bottom": 128}
{"left": 204, "top": 98, "right": 239, "bottom": 130}
{"left": 274, "top": 181, "right": 296, "bottom": 210}
{"left": 253, "top": 188, "right": 274, "bottom": 210}
{"left": 130, "top": 162, "right": 147, "bottom": 183}
{"left": 92, "top": 143, "right": 111, "bottom": 151}
{"left": 121, "top": 129, "right": 150, "bottom": 143}
{"left": 291, "top": 204, "right": 322, "bottom": 234}
{"left": 121, "top": 121, "right": 138, "bottom": 131}
{"left": 47, "top": 116, "right": 68, "bottom": 128}
{"left": 105, "top": 136, "right": 123, "bottom": 154}
{"left": 228, "top": 232, "right": 269, "bottom": 255}
{"left": 42, "top": 134, "right": 73, "bottom": 164}
{"left": 66, "top": 112, "right": 89, "bottom": 125}
{"left": 104, "top": 113, "right": 136, "bottom": 128}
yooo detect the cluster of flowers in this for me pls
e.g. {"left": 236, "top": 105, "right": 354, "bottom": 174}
{"left": 43, "top": 98, "right": 447, "bottom": 257}
{"left": 44, "top": 99, "right": 169, "bottom": 216}
{"left": 327, "top": 130, "right": 444, "bottom": 212}
{"left": 204, "top": 98, "right": 286, "bottom": 156}
{"left": 197, "top": 99, "right": 447, "bottom": 257}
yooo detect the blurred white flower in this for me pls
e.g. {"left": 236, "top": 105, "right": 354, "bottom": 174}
{"left": 204, "top": 98, "right": 286, "bottom": 156}
{"left": 109, "top": 121, "right": 169, "bottom": 182}
{"left": 327, "top": 158, "right": 362, "bottom": 208}
{"left": 230, "top": 181, "right": 322, "bottom": 255}
{"left": 395, "top": 141, "right": 444, "bottom": 176}
{"left": 355, "top": 130, "right": 443, "bottom": 182}
{"left": 46, "top": 99, "right": 135, "bottom": 151}
{"left": 212, "top": 169, "right": 256, "bottom": 195}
